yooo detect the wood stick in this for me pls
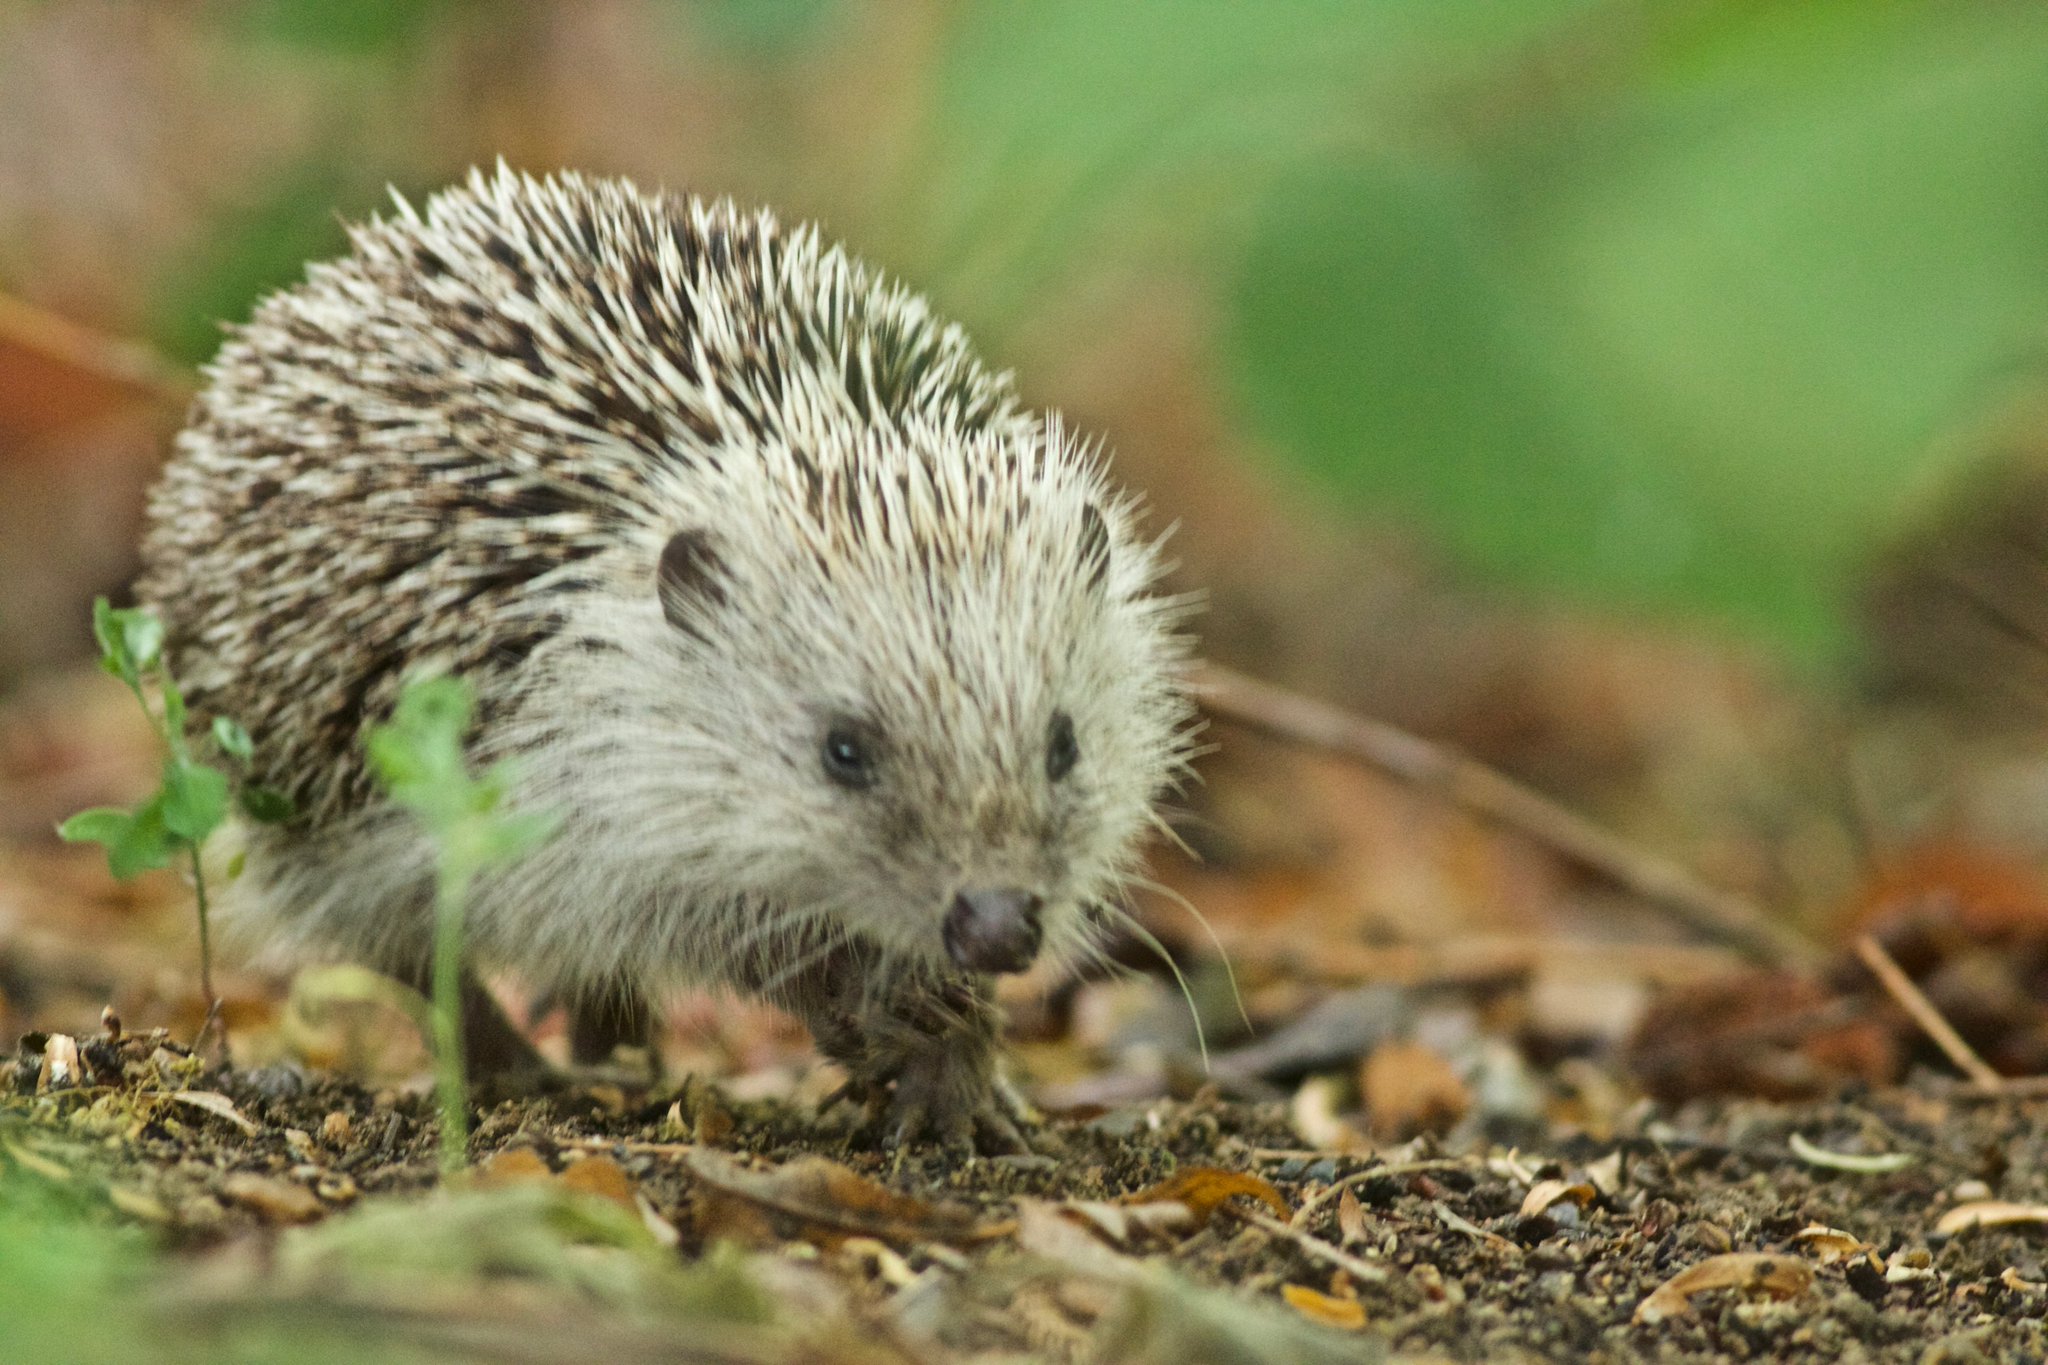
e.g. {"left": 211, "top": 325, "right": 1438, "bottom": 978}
{"left": 1226, "top": 1204, "right": 1391, "bottom": 1282}
{"left": 1190, "top": 661, "right": 1818, "bottom": 967}
{"left": 0, "top": 291, "right": 191, "bottom": 405}
{"left": 1853, "top": 933, "right": 2004, "bottom": 1091}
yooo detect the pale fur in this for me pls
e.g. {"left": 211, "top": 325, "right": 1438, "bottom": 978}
{"left": 139, "top": 167, "right": 1194, "bottom": 1020}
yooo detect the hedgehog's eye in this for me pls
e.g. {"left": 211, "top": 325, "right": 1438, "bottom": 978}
{"left": 1046, "top": 711, "right": 1079, "bottom": 783}
{"left": 821, "top": 720, "right": 880, "bottom": 791}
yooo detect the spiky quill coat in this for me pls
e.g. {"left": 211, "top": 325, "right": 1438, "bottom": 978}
{"left": 140, "top": 167, "right": 1193, "bottom": 1138}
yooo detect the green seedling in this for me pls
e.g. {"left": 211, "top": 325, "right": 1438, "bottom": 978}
{"left": 58, "top": 599, "right": 292, "bottom": 1051}
{"left": 366, "top": 673, "right": 556, "bottom": 1174}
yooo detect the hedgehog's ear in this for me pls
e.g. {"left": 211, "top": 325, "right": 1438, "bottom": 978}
{"left": 1077, "top": 503, "right": 1111, "bottom": 594}
{"left": 657, "top": 529, "right": 727, "bottom": 640}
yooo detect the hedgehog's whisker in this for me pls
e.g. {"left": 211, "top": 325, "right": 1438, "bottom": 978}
{"left": 1123, "top": 871, "right": 1249, "bottom": 1036}
{"left": 1092, "top": 892, "right": 1212, "bottom": 1072}
{"left": 748, "top": 925, "right": 853, "bottom": 1006}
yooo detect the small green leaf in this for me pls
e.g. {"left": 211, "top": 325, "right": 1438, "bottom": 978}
{"left": 160, "top": 761, "right": 229, "bottom": 843}
{"left": 92, "top": 600, "right": 165, "bottom": 681}
{"left": 367, "top": 674, "right": 476, "bottom": 826}
{"left": 108, "top": 798, "right": 176, "bottom": 879}
{"left": 58, "top": 806, "right": 134, "bottom": 849}
{"left": 238, "top": 784, "right": 295, "bottom": 824}
{"left": 481, "top": 809, "right": 559, "bottom": 864}
{"left": 91, "top": 596, "right": 116, "bottom": 662}
{"left": 212, "top": 716, "right": 254, "bottom": 762}
{"left": 91, "top": 598, "right": 129, "bottom": 681}
{"left": 122, "top": 612, "right": 164, "bottom": 675}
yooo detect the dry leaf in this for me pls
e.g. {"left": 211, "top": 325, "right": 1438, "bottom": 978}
{"left": 1583, "top": 1151, "right": 1624, "bottom": 1196}
{"left": 686, "top": 1148, "right": 981, "bottom": 1249}
{"left": 1014, "top": 1197, "right": 1145, "bottom": 1281}
{"left": 1937, "top": 1201, "right": 2048, "bottom": 1235}
{"left": 1281, "top": 1283, "right": 1366, "bottom": 1331}
{"left": 672, "top": 1079, "right": 735, "bottom": 1144}
{"left": 1634, "top": 1253, "right": 1813, "bottom": 1324}
{"left": 1336, "top": 1186, "right": 1368, "bottom": 1245}
{"left": 168, "top": 1090, "right": 260, "bottom": 1136}
{"left": 1790, "top": 1225, "right": 1877, "bottom": 1266}
{"left": 1788, "top": 1132, "right": 1913, "bottom": 1174}
{"left": 1123, "top": 1167, "right": 1291, "bottom": 1224}
{"left": 839, "top": 1235, "right": 918, "bottom": 1288}
{"left": 1520, "top": 1179, "right": 1596, "bottom": 1218}
{"left": 37, "top": 1033, "right": 80, "bottom": 1091}
{"left": 1290, "top": 1074, "right": 1367, "bottom": 1151}
{"left": 558, "top": 1155, "right": 639, "bottom": 1214}
{"left": 476, "top": 1147, "right": 553, "bottom": 1184}
{"left": 1361, "top": 1039, "right": 1471, "bottom": 1141}
{"left": 474, "top": 1147, "right": 649, "bottom": 1222}
{"left": 2001, "top": 1267, "right": 2046, "bottom": 1293}
{"left": 220, "top": 1172, "right": 323, "bottom": 1223}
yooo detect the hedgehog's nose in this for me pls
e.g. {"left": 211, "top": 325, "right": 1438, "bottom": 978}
{"left": 944, "top": 887, "right": 1044, "bottom": 975}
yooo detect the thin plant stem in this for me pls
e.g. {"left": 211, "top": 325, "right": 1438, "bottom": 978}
{"left": 188, "top": 844, "right": 222, "bottom": 1057}
{"left": 433, "top": 865, "right": 474, "bottom": 1175}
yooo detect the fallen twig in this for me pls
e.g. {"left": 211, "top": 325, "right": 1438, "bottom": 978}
{"left": 0, "top": 291, "right": 191, "bottom": 406}
{"left": 1224, "top": 1204, "right": 1391, "bottom": 1283}
{"left": 1190, "top": 661, "right": 1817, "bottom": 967}
{"left": 1853, "top": 933, "right": 2003, "bottom": 1091}
{"left": 1287, "top": 1158, "right": 1474, "bottom": 1232}
{"left": 1244, "top": 935, "right": 1742, "bottom": 990}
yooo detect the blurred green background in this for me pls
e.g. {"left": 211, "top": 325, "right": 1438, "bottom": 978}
{"left": 4, "top": 0, "right": 2048, "bottom": 682}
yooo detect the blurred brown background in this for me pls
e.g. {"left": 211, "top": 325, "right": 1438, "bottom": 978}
{"left": 7, "top": 0, "right": 2048, "bottom": 989}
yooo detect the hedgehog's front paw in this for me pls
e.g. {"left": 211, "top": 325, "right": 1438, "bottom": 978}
{"left": 821, "top": 976, "right": 1035, "bottom": 1154}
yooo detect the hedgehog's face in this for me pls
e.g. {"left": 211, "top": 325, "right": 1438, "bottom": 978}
{"left": 648, "top": 442, "right": 1192, "bottom": 979}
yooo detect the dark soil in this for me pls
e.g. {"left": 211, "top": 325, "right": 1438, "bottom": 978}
{"left": 9, "top": 1026, "right": 2046, "bottom": 1364}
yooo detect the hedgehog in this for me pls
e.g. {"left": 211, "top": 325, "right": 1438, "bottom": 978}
{"left": 137, "top": 166, "right": 1195, "bottom": 1147}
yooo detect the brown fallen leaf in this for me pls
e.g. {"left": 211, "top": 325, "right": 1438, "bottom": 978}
{"left": 557, "top": 1155, "right": 639, "bottom": 1215}
{"left": 1281, "top": 1282, "right": 1366, "bottom": 1331}
{"left": 475, "top": 1147, "right": 554, "bottom": 1184}
{"left": 1936, "top": 1201, "right": 2048, "bottom": 1236}
{"left": 1790, "top": 1225, "right": 1879, "bottom": 1267}
{"left": 837, "top": 1235, "right": 919, "bottom": 1288}
{"left": 220, "top": 1172, "right": 324, "bottom": 1224}
{"left": 1336, "top": 1186, "right": 1368, "bottom": 1245}
{"left": 37, "top": 1033, "right": 80, "bottom": 1091}
{"left": 1123, "top": 1167, "right": 1291, "bottom": 1224}
{"left": 1520, "top": 1179, "right": 1596, "bottom": 1218}
{"left": 1634, "top": 1253, "right": 1813, "bottom": 1324}
{"left": 1361, "top": 1039, "right": 1471, "bottom": 1141}
{"left": 686, "top": 1148, "right": 983, "bottom": 1250}
{"left": 2002, "top": 1267, "right": 2046, "bottom": 1293}
{"left": 167, "top": 1090, "right": 260, "bottom": 1136}
{"left": 470, "top": 1147, "right": 679, "bottom": 1246}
